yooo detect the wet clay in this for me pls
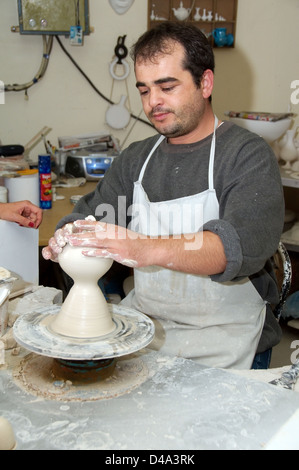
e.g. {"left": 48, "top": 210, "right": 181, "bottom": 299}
{"left": 49, "top": 245, "right": 114, "bottom": 338}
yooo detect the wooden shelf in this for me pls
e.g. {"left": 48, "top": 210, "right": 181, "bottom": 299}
{"left": 148, "top": 0, "right": 238, "bottom": 48}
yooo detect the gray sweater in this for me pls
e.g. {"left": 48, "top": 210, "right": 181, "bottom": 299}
{"left": 59, "top": 121, "right": 285, "bottom": 353}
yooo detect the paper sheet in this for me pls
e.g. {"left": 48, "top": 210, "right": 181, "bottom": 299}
{"left": 0, "top": 220, "right": 39, "bottom": 284}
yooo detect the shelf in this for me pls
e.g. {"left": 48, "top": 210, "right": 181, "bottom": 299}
{"left": 148, "top": 0, "right": 238, "bottom": 48}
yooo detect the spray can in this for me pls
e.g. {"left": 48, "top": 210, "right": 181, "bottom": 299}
{"left": 38, "top": 155, "right": 52, "bottom": 209}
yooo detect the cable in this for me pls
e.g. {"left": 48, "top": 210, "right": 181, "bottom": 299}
{"left": 55, "top": 35, "right": 153, "bottom": 129}
{"left": 5, "top": 35, "right": 53, "bottom": 92}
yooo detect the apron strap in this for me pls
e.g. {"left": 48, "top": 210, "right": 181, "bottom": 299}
{"left": 208, "top": 116, "right": 218, "bottom": 190}
{"left": 138, "top": 116, "right": 218, "bottom": 187}
{"left": 138, "top": 135, "right": 165, "bottom": 182}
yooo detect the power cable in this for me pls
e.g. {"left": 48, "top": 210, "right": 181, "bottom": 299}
{"left": 55, "top": 35, "right": 153, "bottom": 129}
{"left": 4, "top": 35, "right": 53, "bottom": 93}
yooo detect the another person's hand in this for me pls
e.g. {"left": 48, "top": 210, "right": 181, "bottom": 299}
{"left": 0, "top": 200, "right": 43, "bottom": 228}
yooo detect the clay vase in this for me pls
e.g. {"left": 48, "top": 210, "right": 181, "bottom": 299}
{"left": 49, "top": 245, "right": 114, "bottom": 339}
{"left": 193, "top": 7, "right": 201, "bottom": 21}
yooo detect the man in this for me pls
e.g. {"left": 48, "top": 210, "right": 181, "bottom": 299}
{"left": 43, "top": 22, "right": 284, "bottom": 369}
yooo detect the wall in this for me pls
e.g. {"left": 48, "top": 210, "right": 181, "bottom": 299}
{"left": 0, "top": 0, "right": 298, "bottom": 161}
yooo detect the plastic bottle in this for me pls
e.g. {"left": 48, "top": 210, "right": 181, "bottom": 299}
{"left": 38, "top": 155, "right": 52, "bottom": 209}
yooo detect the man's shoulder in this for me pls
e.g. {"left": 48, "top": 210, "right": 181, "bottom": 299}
{"left": 121, "top": 134, "right": 161, "bottom": 156}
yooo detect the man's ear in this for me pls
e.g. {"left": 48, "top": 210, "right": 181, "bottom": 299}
{"left": 201, "top": 69, "right": 214, "bottom": 99}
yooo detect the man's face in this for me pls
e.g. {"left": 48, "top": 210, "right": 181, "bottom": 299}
{"left": 135, "top": 42, "right": 212, "bottom": 143}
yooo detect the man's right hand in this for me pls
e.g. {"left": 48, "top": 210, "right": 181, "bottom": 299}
{"left": 42, "top": 223, "right": 76, "bottom": 262}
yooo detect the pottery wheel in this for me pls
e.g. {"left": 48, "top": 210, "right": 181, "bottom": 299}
{"left": 13, "top": 353, "right": 149, "bottom": 402}
{"left": 13, "top": 304, "right": 155, "bottom": 361}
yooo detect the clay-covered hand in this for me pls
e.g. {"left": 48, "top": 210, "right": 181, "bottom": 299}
{"left": 67, "top": 220, "right": 149, "bottom": 268}
{"left": 0, "top": 201, "right": 43, "bottom": 228}
{"left": 42, "top": 223, "right": 78, "bottom": 262}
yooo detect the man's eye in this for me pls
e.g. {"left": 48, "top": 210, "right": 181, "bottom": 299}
{"left": 139, "top": 89, "right": 148, "bottom": 96}
{"left": 162, "top": 86, "right": 174, "bottom": 92}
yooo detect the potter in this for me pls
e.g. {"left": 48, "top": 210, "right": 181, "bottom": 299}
{"left": 43, "top": 22, "right": 284, "bottom": 370}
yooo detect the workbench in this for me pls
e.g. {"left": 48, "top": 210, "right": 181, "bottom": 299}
{"left": 1, "top": 343, "right": 299, "bottom": 450}
{"left": 39, "top": 182, "right": 97, "bottom": 246}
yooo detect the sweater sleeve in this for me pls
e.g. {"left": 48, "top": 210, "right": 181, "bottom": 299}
{"left": 204, "top": 128, "right": 285, "bottom": 283}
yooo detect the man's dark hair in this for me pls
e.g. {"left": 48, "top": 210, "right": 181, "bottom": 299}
{"left": 131, "top": 21, "right": 215, "bottom": 89}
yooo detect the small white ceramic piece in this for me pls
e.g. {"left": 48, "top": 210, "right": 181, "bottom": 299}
{"left": 0, "top": 417, "right": 16, "bottom": 450}
{"left": 108, "top": 0, "right": 134, "bottom": 15}
{"left": 194, "top": 7, "right": 201, "bottom": 21}
{"left": 49, "top": 245, "right": 114, "bottom": 339}
{"left": 172, "top": 1, "right": 191, "bottom": 21}
{"left": 109, "top": 57, "right": 130, "bottom": 81}
{"left": 280, "top": 129, "right": 298, "bottom": 169}
{"left": 106, "top": 95, "right": 131, "bottom": 130}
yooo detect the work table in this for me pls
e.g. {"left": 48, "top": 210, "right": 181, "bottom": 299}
{"left": 1, "top": 345, "right": 299, "bottom": 450}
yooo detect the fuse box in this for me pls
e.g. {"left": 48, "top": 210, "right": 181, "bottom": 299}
{"left": 17, "top": 0, "right": 90, "bottom": 36}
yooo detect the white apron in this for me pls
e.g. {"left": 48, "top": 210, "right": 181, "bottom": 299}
{"left": 122, "top": 117, "right": 266, "bottom": 369}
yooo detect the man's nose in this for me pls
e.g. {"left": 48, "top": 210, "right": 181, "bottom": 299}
{"left": 148, "top": 88, "right": 164, "bottom": 109}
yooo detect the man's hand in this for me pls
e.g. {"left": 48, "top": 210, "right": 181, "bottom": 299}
{"left": 42, "top": 223, "right": 78, "bottom": 262}
{"left": 66, "top": 219, "right": 147, "bottom": 268}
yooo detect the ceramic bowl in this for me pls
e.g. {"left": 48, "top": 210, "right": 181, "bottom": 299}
{"left": 229, "top": 117, "right": 292, "bottom": 143}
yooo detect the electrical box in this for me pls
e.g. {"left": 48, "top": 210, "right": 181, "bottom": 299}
{"left": 17, "top": 0, "right": 90, "bottom": 36}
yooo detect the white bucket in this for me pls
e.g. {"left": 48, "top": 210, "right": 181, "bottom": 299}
{"left": 4, "top": 170, "right": 39, "bottom": 206}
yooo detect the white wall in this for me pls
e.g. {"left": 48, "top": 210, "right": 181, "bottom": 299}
{"left": 0, "top": 0, "right": 298, "bottom": 161}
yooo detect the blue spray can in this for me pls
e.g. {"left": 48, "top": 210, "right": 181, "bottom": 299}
{"left": 38, "top": 155, "right": 52, "bottom": 209}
